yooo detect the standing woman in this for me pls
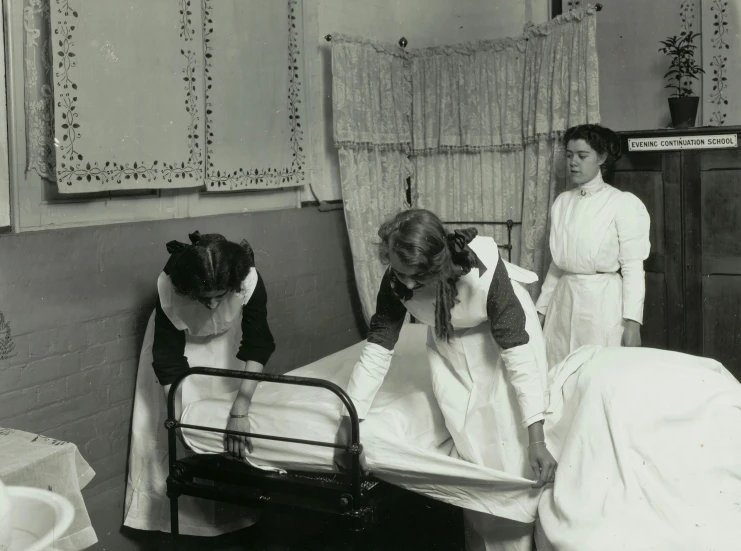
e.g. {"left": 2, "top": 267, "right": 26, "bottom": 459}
{"left": 535, "top": 124, "right": 651, "bottom": 368}
{"left": 340, "top": 209, "right": 555, "bottom": 551}
{"left": 124, "top": 232, "right": 275, "bottom": 536}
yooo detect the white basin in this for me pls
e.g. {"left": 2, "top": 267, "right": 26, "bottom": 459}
{"left": 0, "top": 484, "right": 75, "bottom": 551}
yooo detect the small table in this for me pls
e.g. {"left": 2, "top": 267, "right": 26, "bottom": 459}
{"left": 0, "top": 428, "right": 97, "bottom": 550}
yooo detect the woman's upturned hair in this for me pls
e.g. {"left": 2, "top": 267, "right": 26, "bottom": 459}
{"left": 377, "top": 209, "right": 476, "bottom": 342}
{"left": 563, "top": 123, "right": 622, "bottom": 173}
{"left": 166, "top": 232, "right": 255, "bottom": 300}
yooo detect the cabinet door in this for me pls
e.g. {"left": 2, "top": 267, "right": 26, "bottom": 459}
{"left": 613, "top": 151, "right": 674, "bottom": 350}
{"left": 701, "top": 149, "right": 741, "bottom": 380}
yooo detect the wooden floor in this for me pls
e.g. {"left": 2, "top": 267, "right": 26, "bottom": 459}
{"left": 122, "top": 496, "right": 465, "bottom": 551}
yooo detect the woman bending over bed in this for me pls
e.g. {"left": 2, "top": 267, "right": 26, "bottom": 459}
{"left": 339, "top": 209, "right": 554, "bottom": 551}
{"left": 123, "top": 231, "right": 275, "bottom": 536}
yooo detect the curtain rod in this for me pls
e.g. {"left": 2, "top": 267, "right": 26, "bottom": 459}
{"left": 325, "top": 35, "right": 408, "bottom": 48}
{"left": 324, "top": 4, "right": 601, "bottom": 45}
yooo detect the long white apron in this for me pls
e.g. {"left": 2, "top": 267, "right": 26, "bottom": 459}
{"left": 123, "top": 269, "right": 260, "bottom": 535}
{"left": 543, "top": 273, "right": 623, "bottom": 369}
{"left": 404, "top": 237, "right": 548, "bottom": 551}
{"left": 543, "top": 188, "right": 624, "bottom": 368}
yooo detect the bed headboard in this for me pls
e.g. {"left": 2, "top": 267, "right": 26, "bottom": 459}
{"left": 442, "top": 219, "right": 519, "bottom": 263}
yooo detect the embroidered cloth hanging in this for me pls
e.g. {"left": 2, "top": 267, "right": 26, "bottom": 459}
{"left": 49, "top": 0, "right": 206, "bottom": 192}
{"left": 39, "top": 0, "right": 306, "bottom": 193}
{"left": 202, "top": 0, "right": 306, "bottom": 192}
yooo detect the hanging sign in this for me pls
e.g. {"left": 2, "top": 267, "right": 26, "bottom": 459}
{"left": 627, "top": 134, "right": 738, "bottom": 152}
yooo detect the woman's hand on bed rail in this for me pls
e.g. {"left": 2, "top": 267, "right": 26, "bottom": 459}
{"left": 334, "top": 416, "right": 367, "bottom": 473}
{"left": 225, "top": 395, "right": 253, "bottom": 458}
{"left": 334, "top": 416, "right": 352, "bottom": 470}
{"left": 162, "top": 384, "right": 183, "bottom": 420}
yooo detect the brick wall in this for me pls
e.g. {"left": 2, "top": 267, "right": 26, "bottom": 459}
{"left": 0, "top": 207, "right": 365, "bottom": 548}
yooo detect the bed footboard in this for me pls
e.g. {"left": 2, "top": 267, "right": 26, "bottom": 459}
{"left": 163, "top": 367, "right": 398, "bottom": 549}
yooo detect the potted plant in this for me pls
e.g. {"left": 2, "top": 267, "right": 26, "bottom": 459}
{"left": 659, "top": 32, "right": 705, "bottom": 128}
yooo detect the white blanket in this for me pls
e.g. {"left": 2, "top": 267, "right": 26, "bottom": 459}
{"left": 182, "top": 326, "right": 741, "bottom": 545}
{"left": 540, "top": 345, "right": 741, "bottom": 551}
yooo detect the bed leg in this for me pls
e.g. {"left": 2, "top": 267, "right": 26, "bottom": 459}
{"left": 169, "top": 493, "right": 179, "bottom": 550}
{"left": 345, "top": 529, "right": 371, "bottom": 551}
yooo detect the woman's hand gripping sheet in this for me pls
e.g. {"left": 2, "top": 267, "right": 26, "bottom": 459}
{"left": 527, "top": 420, "right": 557, "bottom": 488}
{"left": 224, "top": 360, "right": 265, "bottom": 459}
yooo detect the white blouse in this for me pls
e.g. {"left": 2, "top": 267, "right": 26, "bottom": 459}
{"left": 535, "top": 172, "right": 651, "bottom": 323}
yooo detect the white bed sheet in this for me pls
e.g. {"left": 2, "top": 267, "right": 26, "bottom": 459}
{"left": 181, "top": 323, "right": 543, "bottom": 524}
{"left": 181, "top": 324, "right": 741, "bottom": 546}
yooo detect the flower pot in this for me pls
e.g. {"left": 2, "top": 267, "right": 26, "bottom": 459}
{"left": 668, "top": 96, "right": 700, "bottom": 128}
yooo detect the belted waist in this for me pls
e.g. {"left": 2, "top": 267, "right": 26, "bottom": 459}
{"left": 563, "top": 269, "right": 622, "bottom": 276}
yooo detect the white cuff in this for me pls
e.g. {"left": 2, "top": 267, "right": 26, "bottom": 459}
{"left": 500, "top": 344, "right": 547, "bottom": 428}
{"left": 343, "top": 342, "right": 394, "bottom": 420}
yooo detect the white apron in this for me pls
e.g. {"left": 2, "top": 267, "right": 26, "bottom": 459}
{"left": 123, "top": 269, "right": 260, "bottom": 535}
{"left": 404, "top": 237, "right": 548, "bottom": 551}
{"left": 542, "top": 185, "right": 626, "bottom": 368}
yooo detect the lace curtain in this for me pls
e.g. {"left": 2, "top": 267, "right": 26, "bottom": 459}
{"left": 1, "top": 5, "right": 10, "bottom": 228}
{"left": 331, "top": 35, "right": 413, "bottom": 322}
{"left": 409, "top": 37, "right": 527, "bottom": 263}
{"left": 520, "top": 9, "right": 600, "bottom": 295}
{"left": 411, "top": 8, "right": 599, "bottom": 297}
{"left": 24, "top": 0, "right": 55, "bottom": 181}
{"left": 409, "top": 38, "right": 527, "bottom": 154}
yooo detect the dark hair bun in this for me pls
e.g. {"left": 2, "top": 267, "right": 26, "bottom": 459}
{"left": 563, "top": 124, "right": 622, "bottom": 169}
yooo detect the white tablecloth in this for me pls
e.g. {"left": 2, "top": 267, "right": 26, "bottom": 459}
{"left": 0, "top": 428, "right": 97, "bottom": 550}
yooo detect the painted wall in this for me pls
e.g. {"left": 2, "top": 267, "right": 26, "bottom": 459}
{"left": 597, "top": 0, "right": 702, "bottom": 132}
{"left": 0, "top": 207, "right": 365, "bottom": 549}
{"left": 303, "top": 0, "right": 550, "bottom": 201}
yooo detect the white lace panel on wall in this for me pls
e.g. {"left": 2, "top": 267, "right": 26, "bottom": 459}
{"left": 203, "top": 0, "right": 306, "bottom": 192}
{"left": 25, "top": 0, "right": 56, "bottom": 182}
{"left": 50, "top": 0, "right": 206, "bottom": 192}
{"left": 0, "top": 4, "right": 9, "bottom": 228}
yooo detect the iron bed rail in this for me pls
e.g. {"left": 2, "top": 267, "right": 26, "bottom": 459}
{"left": 164, "top": 367, "right": 380, "bottom": 548}
{"left": 442, "top": 219, "right": 520, "bottom": 262}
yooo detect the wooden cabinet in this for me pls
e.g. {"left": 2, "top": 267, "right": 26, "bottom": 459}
{"left": 614, "top": 127, "right": 741, "bottom": 380}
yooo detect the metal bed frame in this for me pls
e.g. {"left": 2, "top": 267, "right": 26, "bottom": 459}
{"left": 442, "top": 219, "right": 520, "bottom": 263}
{"left": 164, "top": 368, "right": 414, "bottom": 550}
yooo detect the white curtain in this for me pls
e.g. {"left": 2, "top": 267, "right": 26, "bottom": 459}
{"left": 329, "top": 7, "right": 601, "bottom": 315}
{"left": 520, "top": 9, "right": 601, "bottom": 295}
{"left": 414, "top": 150, "right": 524, "bottom": 263}
{"left": 331, "top": 35, "right": 413, "bottom": 322}
{"left": 409, "top": 38, "right": 527, "bottom": 263}
{"left": 339, "top": 148, "right": 411, "bottom": 321}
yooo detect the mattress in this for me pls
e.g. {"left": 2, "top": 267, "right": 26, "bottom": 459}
{"left": 181, "top": 323, "right": 450, "bottom": 471}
